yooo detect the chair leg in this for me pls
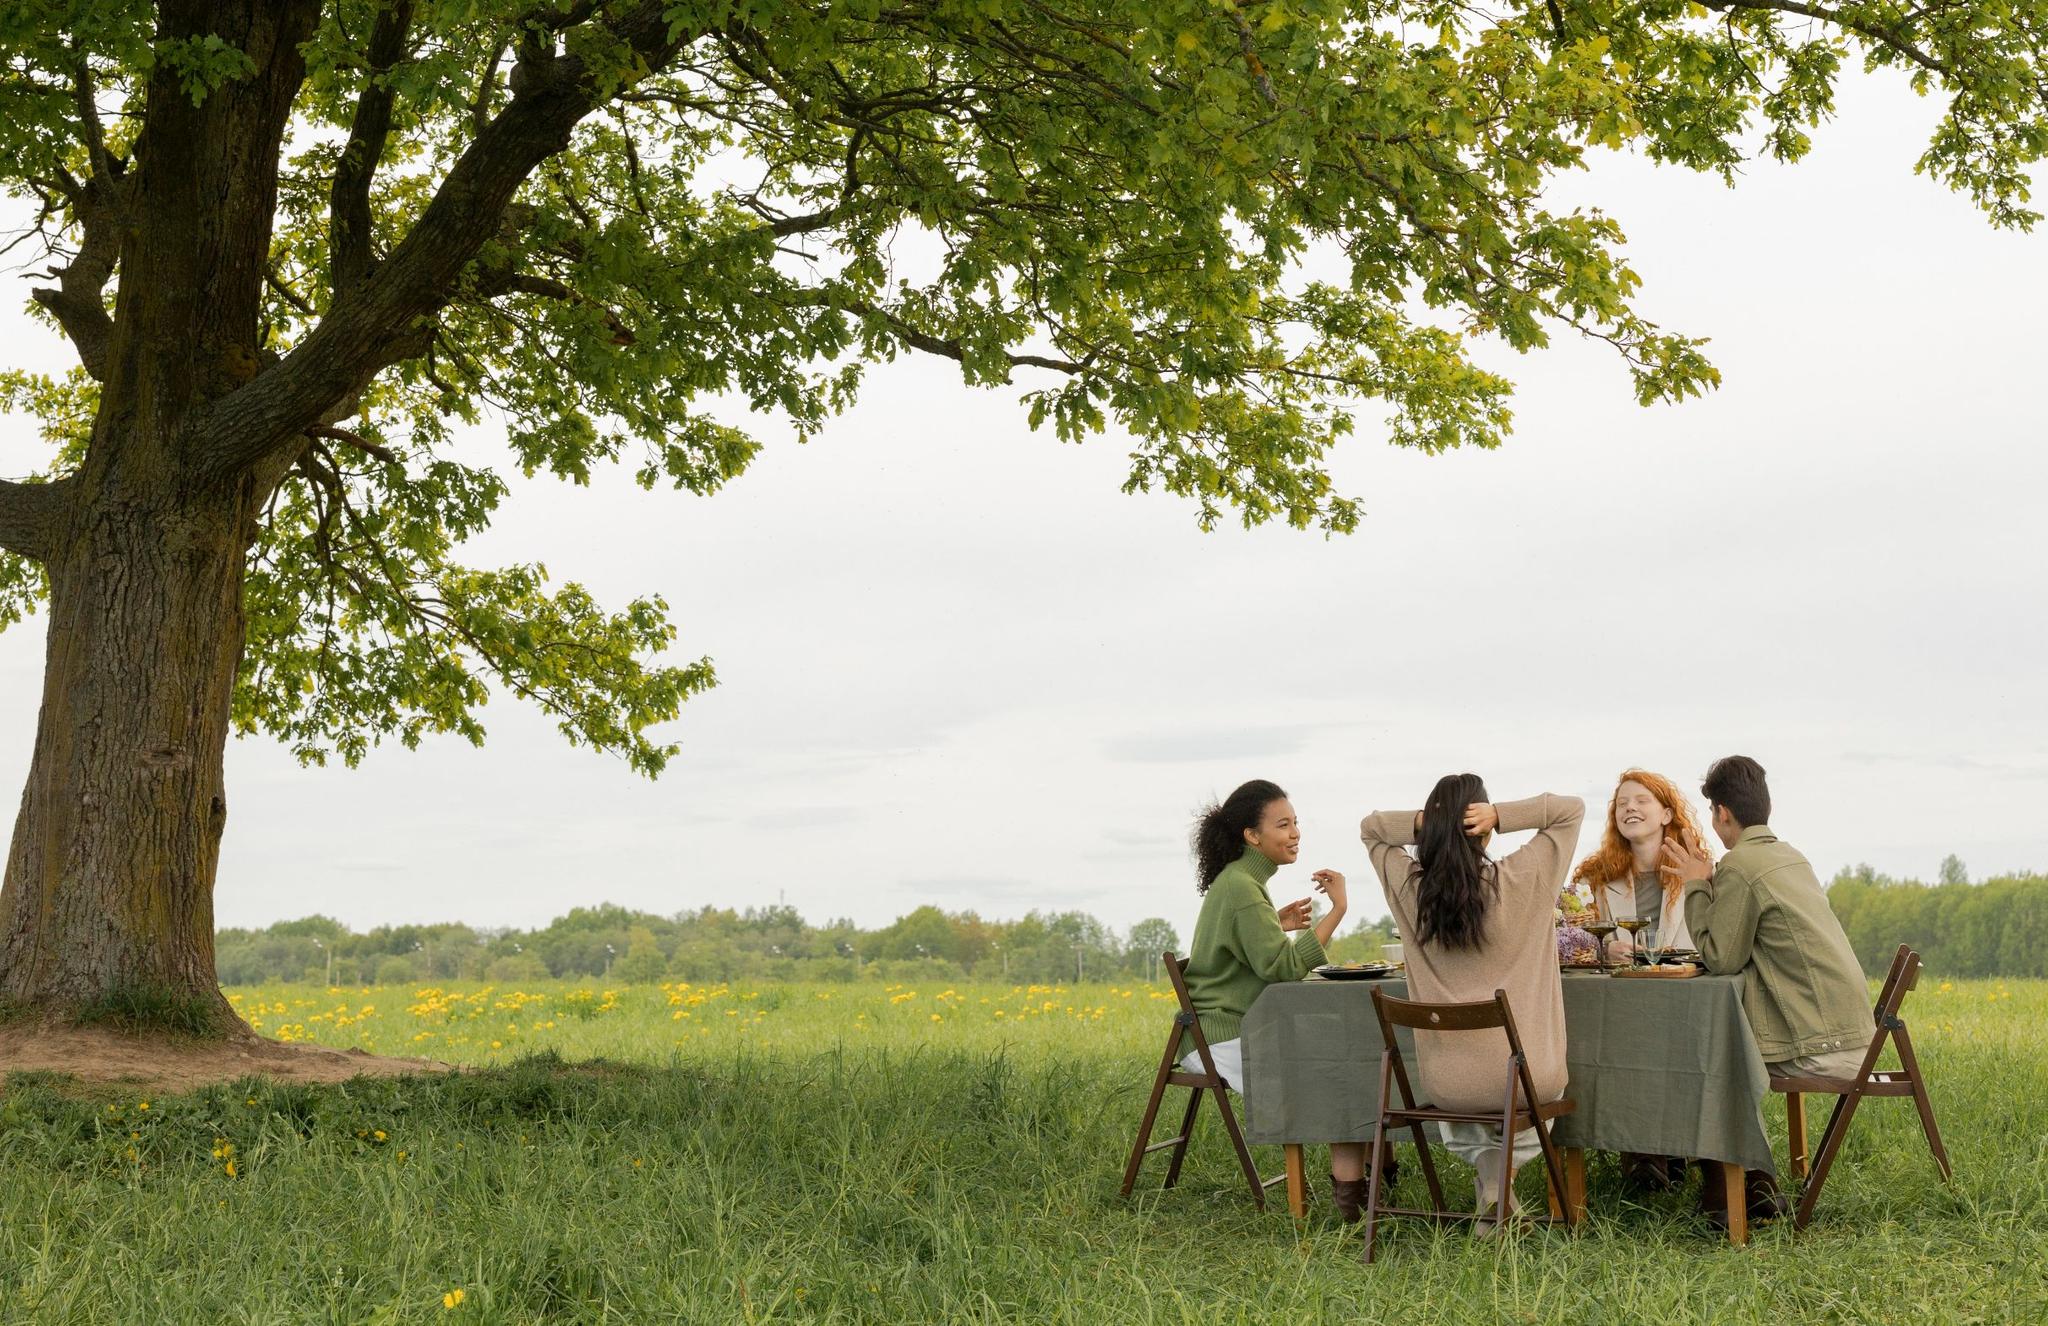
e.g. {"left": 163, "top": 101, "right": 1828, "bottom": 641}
{"left": 1362, "top": 1115, "right": 1389, "bottom": 1265}
{"left": 1161, "top": 1088, "right": 1203, "bottom": 1189}
{"left": 1785, "top": 1092, "right": 1808, "bottom": 1181}
{"left": 1892, "top": 1026, "right": 1954, "bottom": 1183}
{"left": 1795, "top": 1088, "right": 1864, "bottom": 1230}
{"left": 1410, "top": 1119, "right": 1447, "bottom": 1212}
{"left": 1492, "top": 1064, "right": 1519, "bottom": 1221}
{"left": 1533, "top": 1127, "right": 1573, "bottom": 1227}
{"left": 1119, "top": 1050, "right": 1178, "bottom": 1198}
{"left": 1212, "top": 1083, "right": 1267, "bottom": 1210}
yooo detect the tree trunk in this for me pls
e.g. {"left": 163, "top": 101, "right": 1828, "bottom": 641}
{"left": 0, "top": 476, "right": 257, "bottom": 1030}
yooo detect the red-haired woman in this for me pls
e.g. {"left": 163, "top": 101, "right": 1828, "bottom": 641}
{"left": 1570, "top": 770, "right": 1714, "bottom": 955}
{"left": 1569, "top": 769, "right": 1714, "bottom": 1192}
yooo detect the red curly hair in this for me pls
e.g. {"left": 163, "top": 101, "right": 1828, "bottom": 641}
{"left": 1570, "top": 769, "right": 1713, "bottom": 922}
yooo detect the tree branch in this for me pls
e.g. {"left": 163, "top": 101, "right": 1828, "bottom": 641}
{"left": 329, "top": 0, "right": 417, "bottom": 292}
{"left": 0, "top": 476, "right": 76, "bottom": 562}
{"left": 1704, "top": 0, "right": 1951, "bottom": 77}
{"left": 794, "top": 293, "right": 1084, "bottom": 377}
{"left": 485, "top": 272, "right": 637, "bottom": 345}
{"left": 195, "top": 0, "right": 703, "bottom": 482}
{"left": 303, "top": 423, "right": 397, "bottom": 464}
{"left": 28, "top": 177, "right": 124, "bottom": 381}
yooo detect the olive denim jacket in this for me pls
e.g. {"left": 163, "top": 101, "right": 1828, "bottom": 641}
{"left": 1681, "top": 826, "right": 1871, "bottom": 1062}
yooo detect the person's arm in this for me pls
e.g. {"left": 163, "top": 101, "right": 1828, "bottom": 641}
{"left": 1226, "top": 891, "right": 1328, "bottom": 981}
{"left": 1489, "top": 795, "right": 1587, "bottom": 888}
{"left": 1309, "top": 870, "right": 1349, "bottom": 950}
{"left": 1681, "top": 858, "right": 1760, "bottom": 974}
{"left": 1359, "top": 810, "right": 1421, "bottom": 903}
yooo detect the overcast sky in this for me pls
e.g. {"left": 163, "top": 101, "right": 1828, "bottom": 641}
{"left": 3, "top": 70, "right": 2044, "bottom": 941}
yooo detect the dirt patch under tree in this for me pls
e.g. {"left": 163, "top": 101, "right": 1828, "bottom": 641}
{"left": 0, "top": 1020, "right": 452, "bottom": 1095}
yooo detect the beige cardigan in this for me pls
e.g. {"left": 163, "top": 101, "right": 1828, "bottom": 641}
{"left": 1361, "top": 795, "right": 1585, "bottom": 1112}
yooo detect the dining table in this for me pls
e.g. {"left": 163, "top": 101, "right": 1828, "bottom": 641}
{"left": 1239, "top": 969, "right": 1777, "bottom": 1244}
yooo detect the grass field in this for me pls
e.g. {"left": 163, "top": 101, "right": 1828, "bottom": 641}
{"left": 0, "top": 975, "right": 2041, "bottom": 1324}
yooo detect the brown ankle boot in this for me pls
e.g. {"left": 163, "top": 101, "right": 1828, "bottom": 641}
{"left": 1329, "top": 1173, "right": 1367, "bottom": 1223}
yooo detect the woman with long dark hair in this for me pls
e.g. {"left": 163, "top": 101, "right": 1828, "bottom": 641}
{"left": 1181, "top": 779, "right": 1370, "bottom": 1216}
{"left": 1361, "top": 777, "right": 1584, "bottom": 1224}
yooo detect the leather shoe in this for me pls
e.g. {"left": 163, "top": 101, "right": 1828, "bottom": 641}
{"left": 1329, "top": 1173, "right": 1367, "bottom": 1223}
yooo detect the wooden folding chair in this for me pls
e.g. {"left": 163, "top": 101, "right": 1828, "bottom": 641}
{"left": 1118, "top": 952, "right": 1285, "bottom": 1210}
{"left": 1360, "top": 987, "right": 1585, "bottom": 1263}
{"left": 1771, "top": 943, "right": 1953, "bottom": 1230}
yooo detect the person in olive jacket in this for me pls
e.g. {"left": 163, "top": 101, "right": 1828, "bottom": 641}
{"left": 1664, "top": 754, "right": 1873, "bottom": 1227}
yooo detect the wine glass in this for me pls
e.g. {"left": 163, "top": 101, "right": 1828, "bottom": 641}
{"left": 1583, "top": 920, "right": 1617, "bottom": 970}
{"left": 1616, "top": 916, "right": 1651, "bottom": 966}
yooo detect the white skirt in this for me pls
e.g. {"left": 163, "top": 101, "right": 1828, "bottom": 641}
{"left": 1180, "top": 1037, "right": 1243, "bottom": 1091}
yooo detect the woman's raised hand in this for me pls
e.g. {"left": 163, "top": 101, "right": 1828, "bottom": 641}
{"left": 1310, "top": 869, "right": 1348, "bottom": 909}
{"left": 1275, "top": 897, "right": 1313, "bottom": 931}
{"left": 1462, "top": 802, "right": 1499, "bottom": 837}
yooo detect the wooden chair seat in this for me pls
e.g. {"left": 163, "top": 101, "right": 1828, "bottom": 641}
{"left": 1769, "top": 1072, "right": 1916, "bottom": 1097}
{"left": 1360, "top": 987, "right": 1585, "bottom": 1263}
{"left": 1769, "top": 944, "right": 1953, "bottom": 1230}
{"left": 1120, "top": 952, "right": 1285, "bottom": 1209}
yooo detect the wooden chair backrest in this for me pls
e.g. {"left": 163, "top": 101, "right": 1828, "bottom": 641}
{"left": 1163, "top": 951, "right": 1195, "bottom": 1017}
{"left": 1369, "top": 986, "right": 1542, "bottom": 1117}
{"left": 1371, "top": 989, "right": 1512, "bottom": 1035}
{"left": 1849, "top": 944, "right": 1921, "bottom": 1082}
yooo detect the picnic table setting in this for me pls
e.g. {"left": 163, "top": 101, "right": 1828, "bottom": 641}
{"left": 1123, "top": 933, "right": 1950, "bottom": 1254}
{"left": 1242, "top": 949, "right": 1777, "bottom": 1243}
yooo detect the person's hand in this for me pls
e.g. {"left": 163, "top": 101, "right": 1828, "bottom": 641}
{"left": 1275, "top": 898, "right": 1312, "bottom": 932}
{"left": 1661, "top": 836, "right": 1714, "bottom": 884}
{"left": 1310, "top": 870, "right": 1348, "bottom": 909}
{"left": 1463, "top": 802, "right": 1498, "bottom": 837}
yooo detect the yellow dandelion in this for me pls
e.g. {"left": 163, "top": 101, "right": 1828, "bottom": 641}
{"left": 442, "top": 1287, "right": 466, "bottom": 1309}
{"left": 136, "top": 1101, "right": 150, "bottom": 1112}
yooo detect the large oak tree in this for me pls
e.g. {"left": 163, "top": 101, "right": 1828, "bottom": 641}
{"left": 0, "top": 0, "right": 2040, "bottom": 1028}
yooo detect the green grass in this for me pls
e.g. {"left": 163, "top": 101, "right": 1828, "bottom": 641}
{"left": 0, "top": 975, "right": 2040, "bottom": 1323}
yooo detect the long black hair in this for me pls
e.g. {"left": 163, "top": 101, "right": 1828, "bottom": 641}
{"left": 1414, "top": 772, "right": 1496, "bottom": 951}
{"left": 1192, "top": 779, "right": 1288, "bottom": 892}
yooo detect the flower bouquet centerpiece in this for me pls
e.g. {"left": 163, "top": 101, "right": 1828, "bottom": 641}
{"left": 1555, "top": 883, "right": 1600, "bottom": 967}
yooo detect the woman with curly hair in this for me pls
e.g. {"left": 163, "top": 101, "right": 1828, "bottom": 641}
{"left": 1570, "top": 769, "right": 1714, "bottom": 1193}
{"left": 1180, "top": 779, "right": 1373, "bottom": 1217}
{"left": 1570, "top": 770, "right": 1714, "bottom": 955}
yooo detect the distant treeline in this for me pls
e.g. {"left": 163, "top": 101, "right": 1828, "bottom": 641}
{"left": 218, "top": 903, "right": 1400, "bottom": 986}
{"left": 1828, "top": 861, "right": 2048, "bottom": 978}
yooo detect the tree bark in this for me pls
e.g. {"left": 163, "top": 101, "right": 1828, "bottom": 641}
{"left": 0, "top": 0, "right": 696, "bottom": 1026}
{"left": 0, "top": 477, "right": 257, "bottom": 1025}
{"left": 0, "top": 0, "right": 320, "bottom": 1029}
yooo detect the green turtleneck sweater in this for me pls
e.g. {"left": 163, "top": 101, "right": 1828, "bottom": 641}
{"left": 1179, "top": 847, "right": 1328, "bottom": 1057}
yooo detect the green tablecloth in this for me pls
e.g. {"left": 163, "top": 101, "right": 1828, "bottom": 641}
{"left": 1239, "top": 972, "right": 1776, "bottom": 1174}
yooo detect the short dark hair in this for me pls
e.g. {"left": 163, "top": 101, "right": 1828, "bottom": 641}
{"left": 1701, "top": 756, "right": 1771, "bottom": 829}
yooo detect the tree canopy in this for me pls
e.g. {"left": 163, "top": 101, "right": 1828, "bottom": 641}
{"left": 2, "top": 0, "right": 2043, "bottom": 778}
